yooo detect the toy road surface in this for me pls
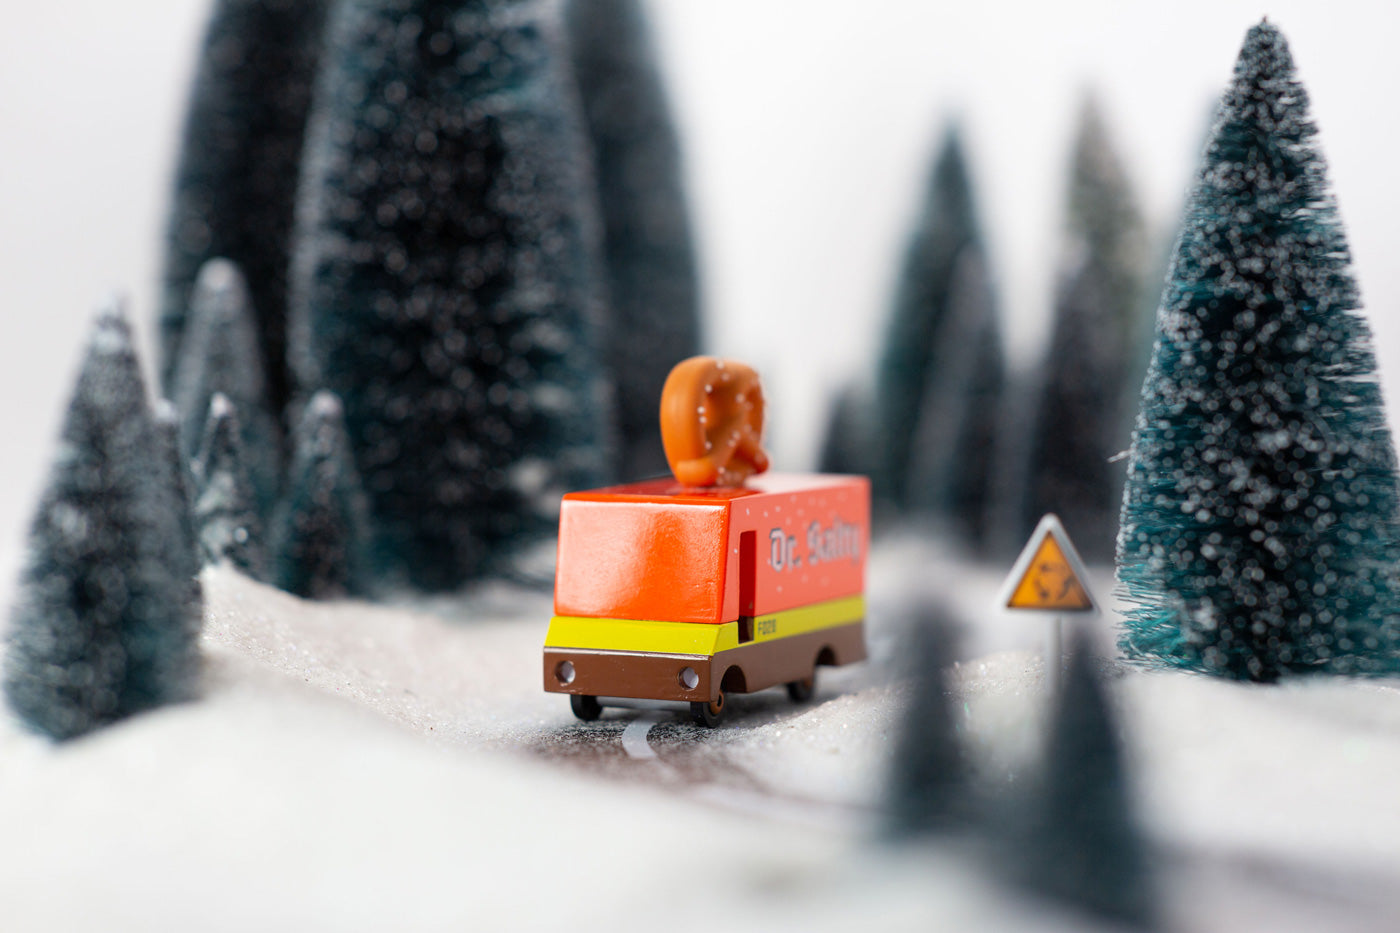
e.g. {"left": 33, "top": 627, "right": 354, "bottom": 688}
{"left": 544, "top": 473, "right": 870, "bottom": 726}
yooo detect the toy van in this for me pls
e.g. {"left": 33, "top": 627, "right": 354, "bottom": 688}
{"left": 543, "top": 472, "right": 869, "bottom": 725}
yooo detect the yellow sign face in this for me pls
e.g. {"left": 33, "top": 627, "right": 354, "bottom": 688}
{"left": 1006, "top": 534, "right": 1094, "bottom": 611}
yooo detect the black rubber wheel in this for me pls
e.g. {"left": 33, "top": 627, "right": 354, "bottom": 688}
{"left": 690, "top": 691, "right": 726, "bottom": 727}
{"left": 570, "top": 694, "right": 603, "bottom": 721}
{"left": 786, "top": 672, "right": 816, "bottom": 703}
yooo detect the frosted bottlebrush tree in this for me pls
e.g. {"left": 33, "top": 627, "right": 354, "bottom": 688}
{"left": 5, "top": 307, "right": 202, "bottom": 740}
{"left": 1117, "top": 22, "right": 1400, "bottom": 680}
{"left": 290, "top": 0, "right": 613, "bottom": 590}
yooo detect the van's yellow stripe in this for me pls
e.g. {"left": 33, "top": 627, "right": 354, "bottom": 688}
{"left": 545, "top": 595, "right": 864, "bottom": 656}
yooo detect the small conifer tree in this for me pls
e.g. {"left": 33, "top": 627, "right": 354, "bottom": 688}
{"left": 193, "top": 394, "right": 267, "bottom": 579}
{"left": 1117, "top": 22, "right": 1400, "bottom": 680}
{"left": 1009, "top": 630, "right": 1156, "bottom": 928}
{"left": 152, "top": 400, "right": 206, "bottom": 625}
{"left": 1025, "top": 97, "right": 1148, "bottom": 562}
{"left": 5, "top": 307, "right": 199, "bottom": 739}
{"left": 160, "top": 0, "right": 333, "bottom": 414}
{"left": 290, "top": 0, "right": 613, "bottom": 590}
{"left": 565, "top": 0, "right": 702, "bottom": 479}
{"left": 273, "top": 391, "right": 372, "bottom": 599}
{"left": 171, "top": 259, "right": 281, "bottom": 516}
{"left": 883, "top": 608, "right": 969, "bottom": 838}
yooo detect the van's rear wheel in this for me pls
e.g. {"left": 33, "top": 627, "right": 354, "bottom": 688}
{"left": 690, "top": 691, "right": 726, "bottom": 727}
{"left": 786, "top": 672, "right": 816, "bottom": 703}
{"left": 570, "top": 694, "right": 602, "bottom": 721}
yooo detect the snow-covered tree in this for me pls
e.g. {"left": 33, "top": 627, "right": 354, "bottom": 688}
{"left": 160, "top": 0, "right": 333, "bottom": 414}
{"left": 194, "top": 394, "right": 266, "bottom": 579}
{"left": 171, "top": 259, "right": 281, "bottom": 516}
{"left": 1118, "top": 21, "right": 1400, "bottom": 680}
{"left": 273, "top": 391, "right": 372, "bottom": 600}
{"left": 1024, "top": 96, "right": 1148, "bottom": 562}
{"left": 290, "top": 0, "right": 613, "bottom": 591}
{"left": 565, "top": 0, "right": 702, "bottom": 479}
{"left": 5, "top": 307, "right": 200, "bottom": 740}
{"left": 873, "top": 124, "right": 1001, "bottom": 529}
{"left": 1007, "top": 631, "right": 1156, "bottom": 928}
{"left": 883, "top": 608, "right": 970, "bottom": 838}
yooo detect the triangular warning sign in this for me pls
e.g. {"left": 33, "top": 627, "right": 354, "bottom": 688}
{"left": 998, "top": 514, "right": 1097, "bottom": 614}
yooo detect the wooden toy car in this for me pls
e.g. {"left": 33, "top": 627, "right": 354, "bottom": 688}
{"left": 543, "top": 472, "right": 869, "bottom": 725}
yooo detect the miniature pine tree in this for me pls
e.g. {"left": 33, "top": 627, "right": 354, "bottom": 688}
{"left": 273, "top": 391, "right": 373, "bottom": 600}
{"left": 289, "top": 0, "right": 613, "bottom": 590}
{"left": 1009, "top": 631, "right": 1156, "bottom": 928}
{"left": 873, "top": 125, "right": 991, "bottom": 511}
{"left": 1117, "top": 22, "right": 1400, "bottom": 680}
{"left": 883, "top": 608, "right": 970, "bottom": 838}
{"left": 816, "top": 384, "right": 874, "bottom": 476}
{"left": 160, "top": 0, "right": 333, "bottom": 415}
{"left": 193, "top": 394, "right": 267, "bottom": 580}
{"left": 904, "top": 249, "right": 1006, "bottom": 553}
{"left": 1025, "top": 97, "right": 1148, "bottom": 562}
{"left": 564, "top": 0, "right": 702, "bottom": 479}
{"left": 152, "top": 400, "right": 206, "bottom": 624}
{"left": 170, "top": 259, "right": 281, "bottom": 517}
{"left": 5, "top": 307, "right": 199, "bottom": 740}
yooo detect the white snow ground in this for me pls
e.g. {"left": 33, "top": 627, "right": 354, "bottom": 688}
{"left": 3, "top": 544, "right": 1400, "bottom": 932}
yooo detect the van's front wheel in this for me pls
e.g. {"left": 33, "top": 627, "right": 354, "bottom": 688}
{"left": 570, "top": 694, "right": 602, "bottom": 721}
{"left": 786, "top": 672, "right": 816, "bottom": 703}
{"left": 690, "top": 691, "right": 726, "bottom": 727}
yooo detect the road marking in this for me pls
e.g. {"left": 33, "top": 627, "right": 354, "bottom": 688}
{"left": 621, "top": 711, "right": 665, "bottom": 760}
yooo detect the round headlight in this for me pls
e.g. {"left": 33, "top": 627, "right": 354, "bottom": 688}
{"left": 556, "top": 660, "right": 576, "bottom": 685}
{"left": 679, "top": 666, "right": 699, "bottom": 690}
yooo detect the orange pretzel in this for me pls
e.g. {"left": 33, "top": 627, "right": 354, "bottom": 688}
{"left": 660, "top": 357, "right": 770, "bottom": 487}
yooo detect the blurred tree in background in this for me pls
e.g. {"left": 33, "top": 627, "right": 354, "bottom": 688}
{"left": 871, "top": 125, "right": 1005, "bottom": 550}
{"left": 1023, "top": 97, "right": 1148, "bottom": 562}
{"left": 565, "top": 0, "right": 702, "bottom": 480}
{"left": 1118, "top": 22, "right": 1400, "bottom": 680}
{"left": 160, "top": 0, "right": 332, "bottom": 418}
{"left": 289, "top": 0, "right": 613, "bottom": 591}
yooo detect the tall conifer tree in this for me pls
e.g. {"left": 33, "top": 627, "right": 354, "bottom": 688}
{"left": 1118, "top": 22, "right": 1400, "bottom": 680}
{"left": 1025, "top": 97, "right": 1148, "bottom": 562}
{"left": 5, "top": 307, "right": 199, "bottom": 739}
{"left": 194, "top": 395, "right": 267, "bottom": 580}
{"left": 874, "top": 126, "right": 995, "bottom": 514}
{"left": 565, "top": 0, "right": 701, "bottom": 479}
{"left": 290, "top": 0, "right": 612, "bottom": 590}
{"left": 160, "top": 0, "right": 333, "bottom": 414}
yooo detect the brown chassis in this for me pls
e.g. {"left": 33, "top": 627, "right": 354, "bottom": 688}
{"left": 543, "top": 621, "right": 866, "bottom": 705}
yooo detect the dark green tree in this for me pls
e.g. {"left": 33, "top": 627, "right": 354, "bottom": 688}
{"left": 1009, "top": 630, "right": 1156, "bottom": 928}
{"left": 152, "top": 400, "right": 205, "bottom": 624}
{"left": 5, "top": 307, "right": 200, "bottom": 740}
{"left": 289, "top": 0, "right": 613, "bottom": 590}
{"left": 160, "top": 0, "right": 333, "bottom": 415}
{"left": 883, "top": 608, "right": 970, "bottom": 838}
{"left": 905, "top": 249, "right": 1005, "bottom": 552}
{"left": 1025, "top": 96, "right": 1148, "bottom": 562}
{"left": 1118, "top": 22, "right": 1400, "bottom": 680}
{"left": 193, "top": 394, "right": 267, "bottom": 580}
{"left": 565, "top": 0, "right": 702, "bottom": 479}
{"left": 873, "top": 125, "right": 992, "bottom": 513}
{"left": 273, "top": 392, "right": 373, "bottom": 599}
{"left": 171, "top": 259, "right": 281, "bottom": 517}
{"left": 816, "top": 384, "right": 875, "bottom": 477}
